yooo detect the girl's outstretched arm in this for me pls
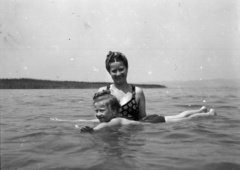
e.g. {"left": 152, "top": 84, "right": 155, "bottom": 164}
{"left": 80, "top": 118, "right": 141, "bottom": 133}
{"left": 80, "top": 122, "right": 110, "bottom": 133}
{"left": 50, "top": 117, "right": 99, "bottom": 122}
{"left": 80, "top": 118, "right": 126, "bottom": 133}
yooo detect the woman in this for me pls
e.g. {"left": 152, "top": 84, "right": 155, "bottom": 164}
{"left": 98, "top": 51, "right": 146, "bottom": 121}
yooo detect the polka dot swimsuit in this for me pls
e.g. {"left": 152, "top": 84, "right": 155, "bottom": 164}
{"left": 107, "top": 85, "right": 140, "bottom": 120}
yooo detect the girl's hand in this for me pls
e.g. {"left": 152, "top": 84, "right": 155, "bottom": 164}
{"left": 50, "top": 117, "right": 62, "bottom": 121}
{"left": 80, "top": 126, "right": 94, "bottom": 133}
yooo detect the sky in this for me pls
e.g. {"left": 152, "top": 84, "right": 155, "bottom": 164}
{"left": 1, "top": 0, "right": 240, "bottom": 83}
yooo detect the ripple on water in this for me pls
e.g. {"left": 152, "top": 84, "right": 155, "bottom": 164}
{"left": 202, "top": 162, "right": 240, "bottom": 170}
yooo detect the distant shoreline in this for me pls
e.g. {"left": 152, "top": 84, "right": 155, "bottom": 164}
{"left": 0, "top": 78, "right": 166, "bottom": 89}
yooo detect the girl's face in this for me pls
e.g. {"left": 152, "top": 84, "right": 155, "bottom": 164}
{"left": 94, "top": 102, "right": 115, "bottom": 123}
{"left": 109, "top": 61, "right": 128, "bottom": 85}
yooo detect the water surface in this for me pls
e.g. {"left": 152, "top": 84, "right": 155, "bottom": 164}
{"left": 1, "top": 87, "right": 240, "bottom": 170}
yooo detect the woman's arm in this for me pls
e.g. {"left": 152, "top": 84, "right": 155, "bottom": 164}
{"left": 135, "top": 87, "right": 147, "bottom": 119}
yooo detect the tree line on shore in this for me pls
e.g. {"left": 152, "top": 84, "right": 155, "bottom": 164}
{"left": 0, "top": 78, "right": 166, "bottom": 89}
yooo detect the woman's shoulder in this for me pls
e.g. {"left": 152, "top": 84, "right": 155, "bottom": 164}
{"left": 133, "top": 85, "right": 145, "bottom": 102}
{"left": 133, "top": 85, "right": 144, "bottom": 94}
{"left": 98, "top": 85, "right": 110, "bottom": 92}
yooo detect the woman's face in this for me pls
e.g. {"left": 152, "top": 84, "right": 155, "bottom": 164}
{"left": 109, "top": 61, "right": 128, "bottom": 85}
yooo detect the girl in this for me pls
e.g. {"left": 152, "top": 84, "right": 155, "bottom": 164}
{"left": 80, "top": 91, "right": 216, "bottom": 133}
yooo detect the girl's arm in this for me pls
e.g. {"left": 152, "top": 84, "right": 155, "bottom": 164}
{"left": 80, "top": 122, "right": 111, "bottom": 133}
{"left": 93, "top": 122, "right": 111, "bottom": 131}
{"left": 81, "top": 119, "right": 122, "bottom": 132}
{"left": 80, "top": 118, "right": 141, "bottom": 133}
{"left": 80, "top": 118, "right": 128, "bottom": 132}
{"left": 51, "top": 117, "right": 99, "bottom": 122}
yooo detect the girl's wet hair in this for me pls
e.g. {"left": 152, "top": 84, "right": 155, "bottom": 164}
{"left": 93, "top": 90, "right": 120, "bottom": 112}
{"left": 105, "top": 51, "right": 128, "bottom": 72}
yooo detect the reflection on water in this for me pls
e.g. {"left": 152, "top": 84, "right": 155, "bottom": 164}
{"left": 1, "top": 88, "right": 240, "bottom": 170}
{"left": 85, "top": 126, "right": 146, "bottom": 169}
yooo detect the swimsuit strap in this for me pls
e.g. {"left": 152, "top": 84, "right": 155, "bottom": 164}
{"left": 132, "top": 85, "right": 136, "bottom": 99}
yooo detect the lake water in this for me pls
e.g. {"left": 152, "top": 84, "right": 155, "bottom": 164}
{"left": 1, "top": 86, "right": 240, "bottom": 170}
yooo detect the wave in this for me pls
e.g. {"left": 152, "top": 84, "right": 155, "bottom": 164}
{"left": 6, "top": 131, "right": 49, "bottom": 141}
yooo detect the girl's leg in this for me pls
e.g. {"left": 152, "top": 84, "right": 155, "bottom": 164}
{"left": 164, "top": 107, "right": 216, "bottom": 123}
{"left": 172, "top": 106, "right": 207, "bottom": 118}
{"left": 188, "top": 109, "right": 217, "bottom": 118}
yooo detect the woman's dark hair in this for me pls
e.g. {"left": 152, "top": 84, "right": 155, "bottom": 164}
{"left": 105, "top": 51, "right": 128, "bottom": 72}
{"left": 93, "top": 90, "right": 120, "bottom": 112}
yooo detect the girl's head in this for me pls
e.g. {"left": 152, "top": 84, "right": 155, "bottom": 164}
{"left": 93, "top": 90, "right": 120, "bottom": 122}
{"left": 105, "top": 51, "right": 128, "bottom": 73}
{"left": 105, "top": 51, "right": 129, "bottom": 85}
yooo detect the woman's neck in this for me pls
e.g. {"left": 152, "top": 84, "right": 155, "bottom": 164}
{"left": 113, "top": 82, "right": 129, "bottom": 91}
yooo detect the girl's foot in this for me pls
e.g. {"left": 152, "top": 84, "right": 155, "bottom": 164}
{"left": 200, "top": 106, "right": 208, "bottom": 113}
{"left": 209, "top": 109, "right": 217, "bottom": 116}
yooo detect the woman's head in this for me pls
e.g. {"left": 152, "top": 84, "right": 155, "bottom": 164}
{"left": 105, "top": 51, "right": 129, "bottom": 85}
{"left": 105, "top": 51, "right": 128, "bottom": 73}
{"left": 93, "top": 90, "right": 120, "bottom": 122}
